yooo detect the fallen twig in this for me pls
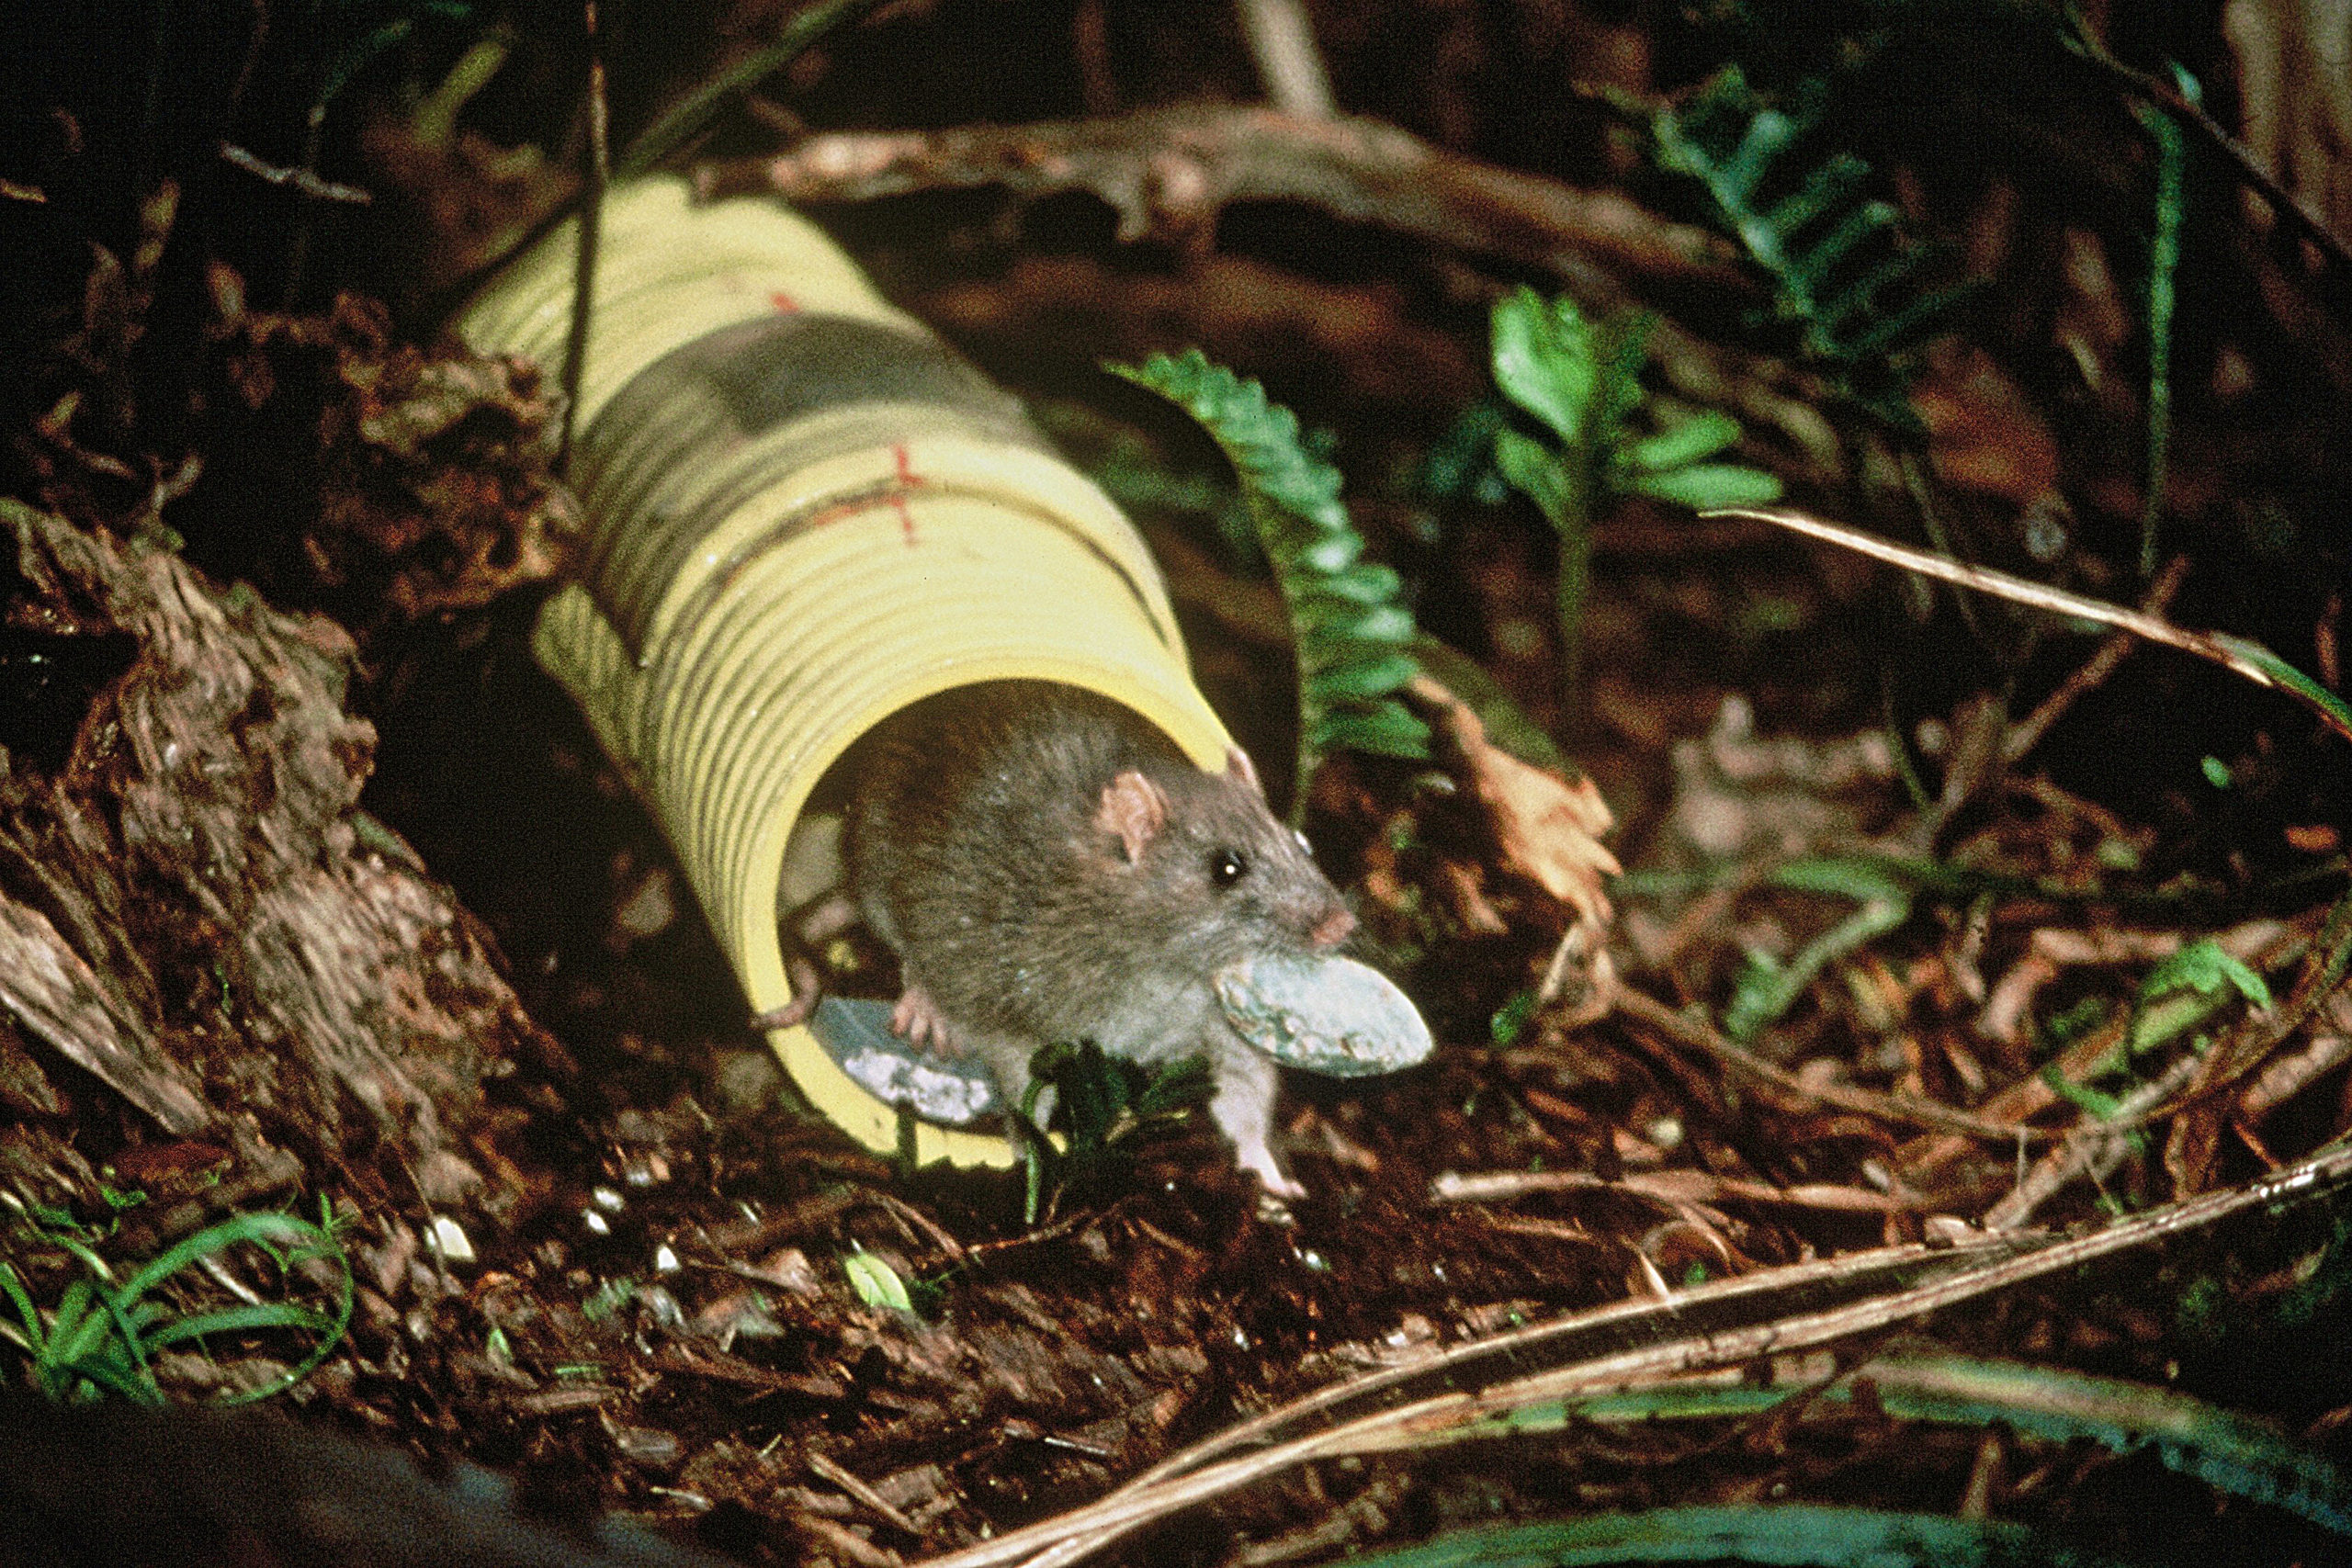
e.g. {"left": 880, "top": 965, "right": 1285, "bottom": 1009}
{"left": 1431, "top": 1167, "right": 1912, "bottom": 1215}
{"left": 1613, "top": 985, "right": 2031, "bottom": 1145}
{"left": 1707, "top": 507, "right": 2352, "bottom": 748}
{"left": 218, "top": 143, "right": 372, "bottom": 204}
{"left": 915, "top": 1142, "right": 2352, "bottom": 1568}
{"left": 697, "top": 104, "right": 1742, "bottom": 287}
{"left": 2002, "top": 554, "right": 2189, "bottom": 764}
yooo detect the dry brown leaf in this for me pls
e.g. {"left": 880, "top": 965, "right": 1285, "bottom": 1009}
{"left": 2225, "top": 0, "right": 2352, "bottom": 244}
{"left": 1410, "top": 673, "right": 1618, "bottom": 1021}
{"left": 1411, "top": 673, "right": 1618, "bottom": 927}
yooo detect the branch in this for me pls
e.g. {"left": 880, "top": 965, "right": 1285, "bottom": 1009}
{"left": 2065, "top": 28, "right": 2352, "bottom": 274}
{"left": 696, "top": 103, "right": 1743, "bottom": 288}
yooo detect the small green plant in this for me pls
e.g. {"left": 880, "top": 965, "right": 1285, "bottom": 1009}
{"left": 1487, "top": 286, "right": 1781, "bottom": 704}
{"left": 1108, "top": 350, "right": 1430, "bottom": 818}
{"left": 2129, "top": 938, "right": 2269, "bottom": 1056}
{"left": 0, "top": 1203, "right": 353, "bottom": 1405}
{"left": 842, "top": 1247, "right": 914, "bottom": 1314}
{"left": 1720, "top": 857, "right": 1910, "bottom": 1043}
{"left": 1017, "top": 1041, "right": 1214, "bottom": 1224}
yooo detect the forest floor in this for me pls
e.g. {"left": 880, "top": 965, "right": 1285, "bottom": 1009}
{"left": 4, "top": 6, "right": 2352, "bottom": 1568}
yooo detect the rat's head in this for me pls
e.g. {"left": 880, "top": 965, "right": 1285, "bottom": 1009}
{"left": 1091, "top": 745, "right": 1355, "bottom": 967}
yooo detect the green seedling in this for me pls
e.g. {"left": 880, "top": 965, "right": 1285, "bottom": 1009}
{"left": 1, "top": 1203, "right": 352, "bottom": 1406}
{"left": 1487, "top": 286, "right": 1781, "bottom": 705}
{"left": 1017, "top": 1041, "right": 1214, "bottom": 1224}
{"left": 1721, "top": 857, "right": 1910, "bottom": 1043}
{"left": 842, "top": 1247, "right": 913, "bottom": 1314}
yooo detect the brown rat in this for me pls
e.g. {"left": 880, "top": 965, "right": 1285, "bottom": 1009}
{"left": 840, "top": 679, "right": 1355, "bottom": 1196}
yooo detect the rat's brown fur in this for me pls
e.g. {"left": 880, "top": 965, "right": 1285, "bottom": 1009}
{"left": 844, "top": 681, "right": 1352, "bottom": 1194}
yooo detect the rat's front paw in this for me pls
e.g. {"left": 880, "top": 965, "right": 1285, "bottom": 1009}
{"left": 1253, "top": 1163, "right": 1306, "bottom": 1202}
{"left": 1227, "top": 1128, "right": 1304, "bottom": 1201}
{"left": 890, "top": 984, "right": 956, "bottom": 1052}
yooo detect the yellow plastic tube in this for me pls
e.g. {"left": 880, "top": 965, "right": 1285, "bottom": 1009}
{"left": 455, "top": 177, "right": 1231, "bottom": 1166}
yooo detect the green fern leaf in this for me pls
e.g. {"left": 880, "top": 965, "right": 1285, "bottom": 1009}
{"left": 1487, "top": 288, "right": 1779, "bottom": 705}
{"left": 1108, "top": 351, "right": 1430, "bottom": 807}
{"left": 1492, "top": 288, "right": 1600, "bottom": 447}
{"left": 1653, "top": 69, "right": 1960, "bottom": 399}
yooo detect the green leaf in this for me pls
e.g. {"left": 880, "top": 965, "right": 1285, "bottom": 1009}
{"left": 1626, "top": 411, "right": 1744, "bottom": 472}
{"left": 1306, "top": 651, "right": 1423, "bottom": 703}
{"left": 1411, "top": 1353, "right": 2352, "bottom": 1543}
{"left": 1490, "top": 989, "right": 1538, "bottom": 1046}
{"left": 2213, "top": 633, "right": 2352, "bottom": 749}
{"left": 2141, "top": 940, "right": 2271, "bottom": 1012}
{"left": 1651, "top": 68, "right": 1962, "bottom": 415}
{"left": 3, "top": 1203, "right": 352, "bottom": 1407}
{"left": 843, "top": 1249, "right": 913, "bottom": 1314}
{"left": 1765, "top": 155, "right": 1873, "bottom": 251}
{"left": 1312, "top": 705, "right": 1437, "bottom": 759}
{"left": 1491, "top": 287, "right": 1597, "bottom": 447}
{"left": 1333, "top": 1506, "right": 2120, "bottom": 1568}
{"left": 1313, "top": 603, "right": 1419, "bottom": 646}
{"left": 1721, "top": 861, "right": 1913, "bottom": 1041}
{"left": 1784, "top": 197, "right": 1899, "bottom": 290}
{"left": 1625, "top": 463, "right": 1784, "bottom": 510}
{"left": 1492, "top": 428, "right": 1572, "bottom": 529}
{"left": 1319, "top": 561, "right": 1406, "bottom": 604}
{"left": 1107, "top": 351, "right": 1430, "bottom": 806}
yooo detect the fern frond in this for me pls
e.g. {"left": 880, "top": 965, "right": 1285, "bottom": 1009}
{"left": 1654, "top": 69, "right": 1963, "bottom": 402}
{"left": 1108, "top": 350, "right": 1430, "bottom": 812}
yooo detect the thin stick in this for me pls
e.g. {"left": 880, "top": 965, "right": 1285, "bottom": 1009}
{"left": 2064, "top": 28, "right": 2352, "bottom": 273}
{"left": 2003, "top": 554, "right": 2189, "bottom": 763}
{"left": 1236, "top": 0, "right": 1335, "bottom": 118}
{"left": 1706, "top": 506, "right": 2352, "bottom": 748}
{"left": 558, "top": 0, "right": 610, "bottom": 475}
{"left": 920, "top": 1143, "right": 2352, "bottom": 1568}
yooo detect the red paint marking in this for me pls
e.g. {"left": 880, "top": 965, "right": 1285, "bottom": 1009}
{"left": 770, "top": 290, "right": 799, "bottom": 313}
{"left": 888, "top": 446, "right": 922, "bottom": 543}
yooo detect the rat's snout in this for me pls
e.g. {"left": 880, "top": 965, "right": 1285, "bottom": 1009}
{"left": 1309, "top": 906, "right": 1356, "bottom": 950}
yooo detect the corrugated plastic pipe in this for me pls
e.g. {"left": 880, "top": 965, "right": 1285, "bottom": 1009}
{"left": 456, "top": 176, "right": 1232, "bottom": 1167}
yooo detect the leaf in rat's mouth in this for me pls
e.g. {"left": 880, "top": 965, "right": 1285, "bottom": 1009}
{"left": 1215, "top": 953, "right": 1434, "bottom": 1077}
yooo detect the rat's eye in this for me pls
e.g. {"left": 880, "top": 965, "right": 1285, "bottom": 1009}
{"left": 1209, "top": 849, "right": 1250, "bottom": 887}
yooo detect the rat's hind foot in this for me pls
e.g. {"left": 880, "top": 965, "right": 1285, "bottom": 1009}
{"left": 750, "top": 953, "right": 828, "bottom": 1031}
{"left": 890, "top": 984, "right": 956, "bottom": 1052}
{"left": 760, "top": 891, "right": 867, "bottom": 1032}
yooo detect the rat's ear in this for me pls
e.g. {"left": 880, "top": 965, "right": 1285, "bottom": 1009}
{"left": 1096, "top": 770, "right": 1170, "bottom": 863}
{"left": 1226, "top": 746, "right": 1264, "bottom": 798}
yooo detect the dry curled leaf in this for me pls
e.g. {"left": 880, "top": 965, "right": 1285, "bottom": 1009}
{"left": 1412, "top": 673, "right": 1618, "bottom": 924}
{"left": 1410, "top": 673, "right": 1618, "bottom": 1020}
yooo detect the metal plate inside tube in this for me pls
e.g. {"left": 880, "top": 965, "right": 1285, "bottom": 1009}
{"left": 573, "top": 314, "right": 1046, "bottom": 655}
{"left": 808, "top": 997, "right": 1004, "bottom": 1125}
